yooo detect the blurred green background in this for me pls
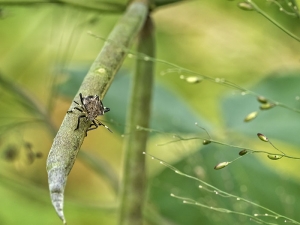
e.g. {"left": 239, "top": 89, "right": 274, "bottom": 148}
{"left": 0, "top": 0, "right": 300, "bottom": 224}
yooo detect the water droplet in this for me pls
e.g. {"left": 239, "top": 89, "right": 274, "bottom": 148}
{"left": 180, "top": 75, "right": 185, "bottom": 79}
{"left": 236, "top": 198, "right": 240, "bottom": 200}
{"left": 144, "top": 56, "right": 150, "bottom": 61}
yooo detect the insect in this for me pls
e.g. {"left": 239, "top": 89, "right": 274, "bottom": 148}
{"left": 67, "top": 93, "right": 112, "bottom": 135}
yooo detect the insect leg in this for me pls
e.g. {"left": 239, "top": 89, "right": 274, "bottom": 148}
{"left": 95, "top": 119, "right": 113, "bottom": 133}
{"left": 67, "top": 107, "right": 83, "bottom": 113}
{"left": 73, "top": 101, "right": 80, "bottom": 105}
{"left": 67, "top": 98, "right": 84, "bottom": 113}
{"left": 75, "top": 115, "right": 87, "bottom": 131}
{"left": 79, "top": 93, "right": 84, "bottom": 105}
{"left": 87, "top": 120, "right": 98, "bottom": 132}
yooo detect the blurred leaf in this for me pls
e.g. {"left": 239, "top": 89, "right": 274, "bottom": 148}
{"left": 1, "top": 1, "right": 299, "bottom": 225}
{"left": 0, "top": 0, "right": 125, "bottom": 14}
{"left": 55, "top": 65, "right": 89, "bottom": 97}
{"left": 57, "top": 67, "right": 211, "bottom": 134}
{"left": 0, "top": 73, "right": 37, "bottom": 113}
{"left": 78, "top": 150, "right": 119, "bottom": 195}
{"left": 0, "top": 172, "right": 116, "bottom": 225}
{"left": 149, "top": 144, "right": 300, "bottom": 225}
{"left": 221, "top": 71, "right": 300, "bottom": 146}
{"left": 153, "top": 0, "right": 187, "bottom": 8}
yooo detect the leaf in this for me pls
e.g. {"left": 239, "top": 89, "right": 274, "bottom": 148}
{"left": 154, "top": 0, "right": 187, "bottom": 8}
{"left": 0, "top": 172, "right": 116, "bottom": 225}
{"left": 57, "top": 67, "right": 211, "bottom": 134}
{"left": 149, "top": 144, "right": 300, "bottom": 224}
{"left": 55, "top": 65, "right": 89, "bottom": 97}
{"left": 78, "top": 150, "right": 119, "bottom": 194}
{"left": 221, "top": 71, "right": 300, "bottom": 146}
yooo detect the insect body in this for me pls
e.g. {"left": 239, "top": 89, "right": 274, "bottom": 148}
{"left": 67, "top": 93, "right": 112, "bottom": 135}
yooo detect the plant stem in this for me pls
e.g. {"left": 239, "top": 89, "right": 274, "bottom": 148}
{"left": 118, "top": 15, "right": 155, "bottom": 225}
{"left": 247, "top": 0, "right": 300, "bottom": 42}
{"left": 46, "top": 1, "right": 149, "bottom": 223}
{"left": 0, "top": 0, "right": 125, "bottom": 13}
{"left": 0, "top": 71, "right": 120, "bottom": 196}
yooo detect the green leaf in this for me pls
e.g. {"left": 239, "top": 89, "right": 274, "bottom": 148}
{"left": 0, "top": 173, "right": 116, "bottom": 225}
{"left": 149, "top": 145, "right": 300, "bottom": 224}
{"left": 221, "top": 71, "right": 300, "bottom": 146}
{"left": 55, "top": 65, "right": 89, "bottom": 97}
{"left": 78, "top": 150, "right": 119, "bottom": 194}
{"left": 153, "top": 0, "right": 187, "bottom": 8}
{"left": 57, "top": 68, "right": 211, "bottom": 134}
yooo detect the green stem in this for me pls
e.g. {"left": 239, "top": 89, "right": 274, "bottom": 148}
{"left": 119, "top": 15, "right": 155, "bottom": 225}
{"left": 0, "top": 72, "right": 121, "bottom": 197}
{"left": 0, "top": 0, "right": 125, "bottom": 13}
{"left": 247, "top": 0, "right": 300, "bottom": 42}
{"left": 46, "top": 1, "right": 149, "bottom": 223}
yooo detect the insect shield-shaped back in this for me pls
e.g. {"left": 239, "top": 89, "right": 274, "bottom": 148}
{"left": 67, "top": 93, "right": 112, "bottom": 135}
{"left": 82, "top": 95, "right": 106, "bottom": 121}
